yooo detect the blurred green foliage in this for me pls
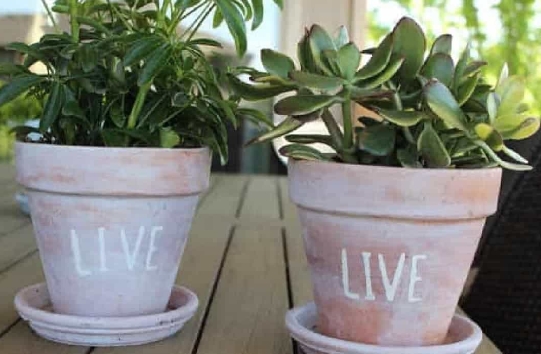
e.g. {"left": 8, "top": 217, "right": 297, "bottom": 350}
{"left": 0, "top": 81, "right": 42, "bottom": 160}
{"left": 368, "top": 0, "right": 541, "bottom": 113}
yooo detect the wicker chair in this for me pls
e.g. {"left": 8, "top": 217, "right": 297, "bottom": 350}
{"left": 462, "top": 131, "right": 541, "bottom": 354}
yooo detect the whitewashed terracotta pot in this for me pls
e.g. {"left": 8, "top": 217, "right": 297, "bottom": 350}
{"left": 16, "top": 142, "right": 211, "bottom": 317}
{"left": 288, "top": 159, "right": 502, "bottom": 346}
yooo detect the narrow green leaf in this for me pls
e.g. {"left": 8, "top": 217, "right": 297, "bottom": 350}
{"left": 279, "top": 144, "right": 330, "bottom": 161}
{"left": 6, "top": 42, "right": 48, "bottom": 66}
{"left": 392, "top": 17, "right": 426, "bottom": 80}
{"left": 261, "top": 49, "right": 295, "bottom": 78}
{"left": 40, "top": 82, "right": 63, "bottom": 133}
{"left": 0, "top": 63, "right": 28, "bottom": 76}
{"left": 76, "top": 16, "right": 112, "bottom": 34}
{"left": 424, "top": 79, "right": 468, "bottom": 131}
{"left": 213, "top": 10, "right": 224, "bottom": 28}
{"left": 463, "top": 61, "right": 487, "bottom": 78}
{"left": 375, "top": 108, "right": 424, "bottom": 127}
{"left": 355, "top": 34, "right": 393, "bottom": 81}
{"left": 138, "top": 44, "right": 173, "bottom": 86}
{"left": 215, "top": 0, "right": 248, "bottom": 56}
{"left": 357, "top": 124, "right": 396, "bottom": 156}
{"left": 430, "top": 34, "right": 452, "bottom": 55}
{"left": 288, "top": 71, "right": 343, "bottom": 90}
{"left": 337, "top": 43, "right": 361, "bottom": 80}
{"left": 297, "top": 32, "right": 317, "bottom": 72}
{"left": 238, "top": 107, "right": 273, "bottom": 128}
{"left": 421, "top": 53, "right": 454, "bottom": 87}
{"left": 475, "top": 140, "right": 532, "bottom": 171}
{"left": 285, "top": 134, "right": 333, "bottom": 146}
{"left": 274, "top": 95, "right": 341, "bottom": 116}
{"left": 502, "top": 145, "right": 528, "bottom": 164}
{"left": 110, "top": 100, "right": 126, "bottom": 128}
{"left": 227, "top": 73, "right": 296, "bottom": 101}
{"left": 0, "top": 74, "right": 44, "bottom": 106}
{"left": 453, "top": 42, "right": 470, "bottom": 93}
{"left": 62, "top": 100, "right": 85, "bottom": 119}
{"left": 190, "top": 38, "right": 223, "bottom": 48}
{"left": 79, "top": 45, "right": 98, "bottom": 73}
{"left": 251, "top": 0, "right": 264, "bottom": 30}
{"left": 418, "top": 123, "right": 451, "bottom": 167}
{"left": 124, "top": 36, "right": 163, "bottom": 66}
{"left": 246, "top": 116, "right": 304, "bottom": 145}
{"left": 487, "top": 92, "right": 498, "bottom": 123}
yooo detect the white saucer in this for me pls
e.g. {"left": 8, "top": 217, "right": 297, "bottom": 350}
{"left": 15, "top": 283, "right": 199, "bottom": 346}
{"left": 286, "top": 303, "right": 483, "bottom": 354}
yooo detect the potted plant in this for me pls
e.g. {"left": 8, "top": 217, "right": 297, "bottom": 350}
{"left": 3, "top": 0, "right": 278, "bottom": 346}
{"left": 229, "top": 17, "right": 539, "bottom": 350}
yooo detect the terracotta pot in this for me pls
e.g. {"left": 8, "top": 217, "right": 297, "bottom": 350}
{"left": 16, "top": 142, "right": 211, "bottom": 317}
{"left": 288, "top": 159, "right": 502, "bottom": 346}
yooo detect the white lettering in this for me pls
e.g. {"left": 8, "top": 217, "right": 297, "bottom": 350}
{"left": 146, "top": 226, "right": 163, "bottom": 271}
{"left": 121, "top": 226, "right": 145, "bottom": 270}
{"left": 378, "top": 253, "right": 406, "bottom": 302}
{"left": 408, "top": 255, "right": 427, "bottom": 303}
{"left": 362, "top": 252, "right": 375, "bottom": 301}
{"left": 341, "top": 249, "right": 360, "bottom": 300}
{"left": 98, "top": 227, "right": 108, "bottom": 272}
{"left": 70, "top": 229, "right": 91, "bottom": 277}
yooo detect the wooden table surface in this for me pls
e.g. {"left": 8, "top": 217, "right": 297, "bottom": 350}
{"left": 0, "top": 163, "right": 502, "bottom": 354}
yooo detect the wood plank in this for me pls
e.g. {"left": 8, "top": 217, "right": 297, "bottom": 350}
{"left": 0, "top": 194, "right": 30, "bottom": 238}
{"left": 0, "top": 163, "right": 16, "bottom": 184}
{"left": 279, "top": 177, "right": 502, "bottom": 354}
{"left": 194, "top": 174, "right": 290, "bottom": 354}
{"left": 195, "top": 222, "right": 291, "bottom": 354}
{"left": 0, "top": 225, "right": 36, "bottom": 273}
{"left": 90, "top": 175, "right": 248, "bottom": 354}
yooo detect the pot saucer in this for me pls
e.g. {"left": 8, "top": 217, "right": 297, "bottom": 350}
{"left": 14, "top": 283, "right": 198, "bottom": 347}
{"left": 286, "top": 303, "right": 483, "bottom": 354}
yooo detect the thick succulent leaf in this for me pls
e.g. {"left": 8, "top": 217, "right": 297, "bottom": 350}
{"left": 487, "top": 92, "right": 498, "bottom": 123}
{"left": 274, "top": 95, "right": 340, "bottom": 116}
{"left": 463, "top": 61, "right": 487, "bottom": 78}
{"left": 215, "top": 0, "right": 248, "bottom": 55}
{"left": 424, "top": 79, "right": 468, "bottom": 131}
{"left": 334, "top": 26, "right": 350, "bottom": 48}
{"left": 246, "top": 116, "right": 304, "bottom": 145}
{"left": 357, "top": 124, "right": 396, "bottom": 156}
{"left": 375, "top": 108, "right": 424, "bottom": 127}
{"left": 498, "top": 63, "right": 509, "bottom": 87}
{"left": 453, "top": 42, "right": 470, "bottom": 92}
{"left": 308, "top": 25, "right": 336, "bottom": 75}
{"left": 160, "top": 128, "right": 181, "bottom": 148}
{"left": 227, "top": 74, "right": 296, "bottom": 101}
{"left": 285, "top": 134, "right": 333, "bottom": 146}
{"left": 475, "top": 140, "right": 532, "bottom": 171}
{"left": 251, "top": 0, "right": 264, "bottom": 30}
{"left": 430, "top": 34, "right": 452, "bottom": 55}
{"left": 418, "top": 123, "right": 451, "bottom": 167}
{"left": 397, "top": 147, "right": 422, "bottom": 168}
{"left": 391, "top": 17, "right": 426, "bottom": 80}
{"left": 496, "top": 76, "right": 525, "bottom": 117}
{"left": 289, "top": 71, "right": 343, "bottom": 91}
{"left": 279, "top": 143, "right": 331, "bottom": 161}
{"left": 474, "top": 123, "right": 504, "bottom": 151}
{"left": 261, "top": 49, "right": 295, "bottom": 78}
{"left": 457, "top": 74, "right": 480, "bottom": 106}
{"left": 357, "top": 56, "right": 405, "bottom": 90}
{"left": 297, "top": 32, "right": 318, "bottom": 72}
{"left": 502, "top": 145, "right": 528, "bottom": 164}
{"left": 321, "top": 50, "right": 341, "bottom": 75}
{"left": 421, "top": 53, "right": 454, "bottom": 87}
{"left": 337, "top": 43, "right": 361, "bottom": 80}
{"left": 354, "top": 34, "right": 393, "bottom": 81}
{"left": 0, "top": 74, "right": 44, "bottom": 106}
{"left": 350, "top": 88, "right": 394, "bottom": 101}
{"left": 40, "top": 82, "right": 63, "bottom": 133}
{"left": 499, "top": 117, "right": 540, "bottom": 140}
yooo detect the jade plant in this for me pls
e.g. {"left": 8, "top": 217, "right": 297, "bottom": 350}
{"left": 229, "top": 17, "right": 539, "bottom": 170}
{"left": 0, "top": 0, "right": 280, "bottom": 164}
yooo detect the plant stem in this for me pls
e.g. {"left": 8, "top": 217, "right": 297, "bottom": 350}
{"left": 391, "top": 89, "right": 416, "bottom": 144}
{"left": 127, "top": 82, "right": 152, "bottom": 129}
{"left": 69, "top": 0, "right": 79, "bottom": 42}
{"left": 341, "top": 99, "right": 353, "bottom": 150}
{"left": 40, "top": 0, "right": 59, "bottom": 32}
{"left": 321, "top": 109, "right": 343, "bottom": 151}
{"left": 182, "top": 3, "right": 215, "bottom": 42}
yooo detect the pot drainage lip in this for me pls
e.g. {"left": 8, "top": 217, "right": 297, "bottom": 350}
{"left": 286, "top": 302, "right": 483, "bottom": 354}
{"left": 14, "top": 282, "right": 199, "bottom": 346}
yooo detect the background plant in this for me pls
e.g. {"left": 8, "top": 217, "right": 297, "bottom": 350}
{"left": 0, "top": 0, "right": 280, "bottom": 164}
{"left": 229, "top": 17, "right": 539, "bottom": 170}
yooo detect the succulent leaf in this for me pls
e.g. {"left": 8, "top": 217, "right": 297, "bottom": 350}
{"left": 261, "top": 49, "right": 295, "bottom": 78}
{"left": 391, "top": 17, "right": 426, "bottom": 80}
{"left": 357, "top": 124, "right": 396, "bottom": 156}
{"left": 375, "top": 108, "right": 424, "bottom": 127}
{"left": 337, "top": 43, "right": 361, "bottom": 79}
{"left": 430, "top": 34, "right": 452, "bottom": 55}
{"left": 424, "top": 79, "right": 468, "bottom": 131}
{"left": 421, "top": 53, "right": 454, "bottom": 87}
{"left": 246, "top": 116, "right": 304, "bottom": 145}
{"left": 355, "top": 34, "right": 393, "bottom": 81}
{"left": 274, "top": 95, "right": 341, "bottom": 116}
{"left": 418, "top": 123, "right": 451, "bottom": 167}
{"left": 279, "top": 143, "right": 331, "bottom": 161}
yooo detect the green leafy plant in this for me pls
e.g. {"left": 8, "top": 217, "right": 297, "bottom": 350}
{"left": 229, "top": 17, "right": 539, "bottom": 170}
{"left": 0, "top": 0, "right": 280, "bottom": 164}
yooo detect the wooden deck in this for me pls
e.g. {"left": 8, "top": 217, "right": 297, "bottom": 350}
{"left": 0, "top": 163, "right": 502, "bottom": 353}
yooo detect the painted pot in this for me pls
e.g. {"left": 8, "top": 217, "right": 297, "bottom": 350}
{"left": 16, "top": 142, "right": 211, "bottom": 317}
{"left": 288, "top": 159, "right": 502, "bottom": 346}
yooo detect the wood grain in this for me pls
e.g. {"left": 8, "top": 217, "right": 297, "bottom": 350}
{"left": 195, "top": 175, "right": 291, "bottom": 354}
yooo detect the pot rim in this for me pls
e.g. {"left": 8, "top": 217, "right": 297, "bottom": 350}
{"left": 14, "top": 141, "right": 210, "bottom": 153}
